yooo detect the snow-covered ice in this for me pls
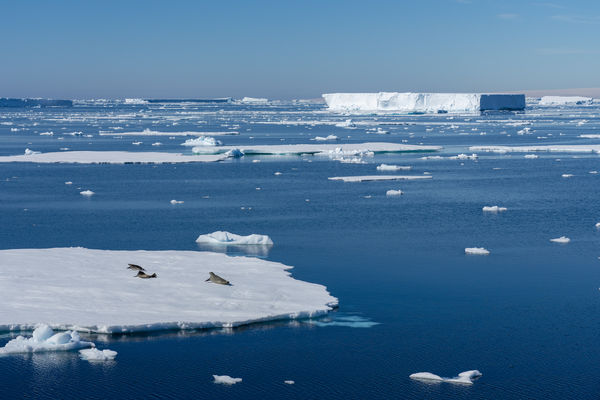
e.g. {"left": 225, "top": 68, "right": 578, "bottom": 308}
{"left": 0, "top": 248, "right": 337, "bottom": 333}
{"left": 386, "top": 189, "right": 404, "bottom": 196}
{"left": 409, "top": 370, "right": 482, "bottom": 385}
{"left": 80, "top": 190, "right": 95, "bottom": 196}
{"left": 550, "top": 236, "right": 570, "bottom": 244}
{"left": 24, "top": 148, "right": 40, "bottom": 155}
{"left": 470, "top": 145, "right": 600, "bottom": 154}
{"left": 170, "top": 200, "right": 184, "bottom": 204}
{"left": 562, "top": 174, "right": 573, "bottom": 178}
{"left": 329, "top": 175, "right": 432, "bottom": 183}
{"left": 99, "top": 129, "right": 238, "bottom": 136}
{"left": 195, "top": 231, "right": 273, "bottom": 246}
{"left": 323, "top": 93, "right": 525, "bottom": 113}
{"left": 465, "top": 247, "right": 490, "bottom": 255}
{"left": 539, "top": 96, "right": 593, "bottom": 106}
{"left": 241, "top": 97, "right": 268, "bottom": 104}
{"left": 313, "top": 135, "right": 338, "bottom": 141}
{"left": 0, "top": 151, "right": 228, "bottom": 164}
{"left": 0, "top": 325, "right": 93, "bottom": 355}
{"left": 181, "top": 137, "right": 222, "bottom": 147}
{"left": 213, "top": 375, "right": 242, "bottom": 385}
{"left": 79, "top": 348, "right": 118, "bottom": 361}
{"left": 376, "top": 164, "right": 411, "bottom": 171}
{"left": 524, "top": 154, "right": 539, "bottom": 159}
{"left": 482, "top": 206, "right": 507, "bottom": 212}
{"left": 284, "top": 380, "right": 295, "bottom": 385}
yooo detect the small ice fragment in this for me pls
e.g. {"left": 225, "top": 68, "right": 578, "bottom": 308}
{"left": 79, "top": 348, "right": 117, "bottom": 361}
{"left": 550, "top": 236, "right": 570, "bottom": 244}
{"left": 0, "top": 324, "right": 93, "bottom": 354}
{"left": 274, "top": 172, "right": 282, "bottom": 175}
{"left": 224, "top": 148, "right": 244, "bottom": 158}
{"left": 170, "top": 200, "right": 184, "bottom": 205}
{"left": 24, "top": 148, "right": 40, "bottom": 155}
{"left": 562, "top": 174, "right": 573, "bottom": 178}
{"left": 313, "top": 135, "right": 338, "bottom": 141}
{"left": 465, "top": 247, "right": 490, "bottom": 255}
{"left": 213, "top": 375, "right": 242, "bottom": 385}
{"left": 595, "top": 222, "right": 600, "bottom": 228}
{"left": 151, "top": 142, "right": 162, "bottom": 146}
{"left": 410, "top": 370, "right": 482, "bottom": 385}
{"left": 284, "top": 380, "right": 295, "bottom": 385}
{"left": 132, "top": 141, "right": 142, "bottom": 145}
{"left": 386, "top": 189, "right": 404, "bottom": 196}
{"left": 377, "top": 164, "right": 411, "bottom": 171}
{"left": 589, "top": 171, "right": 598, "bottom": 174}
{"left": 524, "top": 154, "right": 538, "bottom": 159}
{"left": 482, "top": 206, "right": 507, "bottom": 212}
{"left": 80, "top": 190, "right": 95, "bottom": 196}
{"left": 252, "top": 159, "right": 261, "bottom": 163}
{"left": 65, "top": 181, "right": 73, "bottom": 185}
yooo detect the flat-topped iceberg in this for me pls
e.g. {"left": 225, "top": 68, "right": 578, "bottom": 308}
{"left": 465, "top": 247, "right": 490, "bottom": 255}
{"left": 196, "top": 231, "right": 273, "bottom": 246}
{"left": 79, "top": 348, "right": 118, "bottom": 361}
{"left": 410, "top": 370, "right": 482, "bottom": 385}
{"left": 213, "top": 375, "right": 243, "bottom": 385}
{"left": 0, "top": 248, "right": 337, "bottom": 333}
{"left": 322, "top": 93, "right": 525, "bottom": 113}
{"left": 539, "top": 96, "right": 593, "bottom": 105}
{"left": 0, "top": 151, "right": 228, "bottom": 164}
{"left": 0, "top": 325, "right": 93, "bottom": 354}
{"left": 470, "top": 145, "right": 600, "bottom": 154}
{"left": 329, "top": 175, "right": 432, "bottom": 183}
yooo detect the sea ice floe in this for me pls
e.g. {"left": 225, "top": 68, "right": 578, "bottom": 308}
{"left": 329, "top": 175, "right": 432, "bottom": 183}
{"left": 170, "top": 200, "right": 184, "bottom": 204}
{"left": 578, "top": 134, "right": 600, "bottom": 139}
{"left": 409, "top": 370, "right": 482, "bottom": 385}
{"left": 0, "top": 248, "right": 337, "bottom": 333}
{"left": 79, "top": 348, "right": 117, "bottom": 362}
{"left": 595, "top": 222, "right": 600, "bottom": 228}
{"left": 539, "top": 96, "right": 593, "bottom": 105}
{"left": 241, "top": 96, "right": 268, "bottom": 104}
{"left": 482, "top": 206, "right": 507, "bottom": 212}
{"left": 376, "top": 164, "right": 411, "bottom": 171}
{"left": 80, "top": 190, "right": 95, "bottom": 196}
{"left": 562, "top": 174, "right": 573, "bottom": 178}
{"left": 451, "top": 153, "right": 478, "bottom": 160}
{"left": 213, "top": 375, "right": 242, "bottom": 385}
{"left": 284, "top": 380, "right": 295, "bottom": 385}
{"left": 24, "top": 148, "right": 40, "bottom": 155}
{"left": 0, "top": 151, "right": 228, "bottom": 164}
{"left": 386, "top": 189, "right": 404, "bottom": 196}
{"left": 99, "top": 128, "right": 238, "bottom": 136}
{"left": 0, "top": 325, "right": 93, "bottom": 355}
{"left": 65, "top": 181, "right": 73, "bottom": 185}
{"left": 181, "top": 137, "right": 222, "bottom": 147}
{"left": 550, "top": 236, "right": 570, "bottom": 244}
{"left": 524, "top": 154, "right": 538, "bottom": 159}
{"left": 470, "top": 145, "right": 600, "bottom": 154}
{"left": 196, "top": 231, "right": 273, "bottom": 246}
{"left": 313, "top": 135, "right": 338, "bottom": 141}
{"left": 465, "top": 247, "right": 490, "bottom": 255}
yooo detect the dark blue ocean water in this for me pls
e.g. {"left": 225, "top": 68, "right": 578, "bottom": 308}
{"left": 1, "top": 101, "right": 600, "bottom": 399}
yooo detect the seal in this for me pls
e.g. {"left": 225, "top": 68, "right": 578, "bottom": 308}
{"left": 205, "top": 272, "right": 230, "bottom": 285}
{"left": 136, "top": 271, "right": 157, "bottom": 279}
{"left": 127, "top": 263, "right": 145, "bottom": 271}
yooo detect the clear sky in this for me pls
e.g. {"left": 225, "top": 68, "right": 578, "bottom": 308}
{"left": 1, "top": 0, "right": 599, "bottom": 99}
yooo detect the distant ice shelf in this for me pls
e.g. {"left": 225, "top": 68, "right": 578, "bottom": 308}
{"left": 99, "top": 129, "right": 238, "bottom": 136}
{"left": 539, "top": 96, "right": 593, "bottom": 106}
{"left": 0, "top": 248, "right": 337, "bottom": 333}
{"left": 469, "top": 145, "right": 600, "bottom": 154}
{"left": 328, "top": 175, "right": 432, "bottom": 183}
{"left": 322, "top": 93, "right": 525, "bottom": 113}
{"left": 0, "top": 151, "right": 228, "bottom": 164}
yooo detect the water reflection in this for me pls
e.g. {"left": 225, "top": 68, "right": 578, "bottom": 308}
{"left": 195, "top": 243, "right": 272, "bottom": 257}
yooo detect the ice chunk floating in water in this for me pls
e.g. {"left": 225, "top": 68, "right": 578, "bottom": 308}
{"left": 482, "top": 206, "right": 507, "bottom": 212}
{"left": 195, "top": 231, "right": 273, "bottom": 246}
{"left": 79, "top": 348, "right": 117, "bottom": 362}
{"left": 323, "top": 92, "right": 525, "bottom": 113}
{"left": 539, "top": 96, "right": 593, "bottom": 106}
{"left": 409, "top": 370, "right": 482, "bottom": 385}
{"left": 213, "top": 375, "right": 242, "bottom": 385}
{"left": 0, "top": 248, "right": 337, "bottom": 333}
{"left": 465, "top": 247, "right": 490, "bottom": 255}
{"left": 550, "top": 236, "right": 570, "bottom": 244}
{"left": 0, "top": 325, "right": 93, "bottom": 354}
{"left": 329, "top": 175, "right": 432, "bottom": 183}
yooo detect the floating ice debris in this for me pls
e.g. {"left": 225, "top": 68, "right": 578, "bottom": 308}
{"left": 0, "top": 325, "right": 93, "bottom": 355}
{"left": 539, "top": 96, "right": 593, "bottom": 105}
{"left": 313, "top": 135, "right": 338, "bottom": 141}
{"left": 386, "top": 189, "right": 404, "bottom": 196}
{"left": 590, "top": 171, "right": 598, "bottom": 174}
{"left": 323, "top": 92, "right": 524, "bottom": 113}
{"left": 550, "top": 236, "right": 570, "bottom": 244}
{"left": 181, "top": 137, "right": 222, "bottom": 147}
{"left": 151, "top": 142, "right": 162, "bottom": 146}
{"left": 196, "top": 231, "right": 273, "bottom": 246}
{"left": 465, "top": 247, "right": 490, "bottom": 255}
{"left": 376, "top": 164, "right": 411, "bottom": 171}
{"left": 124, "top": 98, "right": 148, "bottom": 105}
{"left": 562, "top": 174, "right": 573, "bottom": 178}
{"left": 409, "top": 370, "right": 482, "bottom": 385}
{"left": 274, "top": 171, "right": 282, "bottom": 175}
{"left": 482, "top": 206, "right": 507, "bottom": 212}
{"left": 170, "top": 200, "right": 184, "bottom": 205}
{"left": 80, "top": 190, "right": 95, "bottom": 196}
{"left": 39, "top": 131, "right": 53, "bottom": 136}
{"left": 335, "top": 119, "right": 356, "bottom": 128}
{"left": 65, "top": 181, "right": 73, "bottom": 185}
{"left": 595, "top": 222, "right": 600, "bottom": 228}
{"left": 0, "top": 151, "right": 228, "bottom": 164}
{"left": 470, "top": 145, "right": 600, "bottom": 154}
{"left": 0, "top": 248, "right": 336, "bottom": 333}
{"left": 579, "top": 134, "right": 600, "bottom": 139}
{"left": 224, "top": 148, "right": 244, "bottom": 158}
{"left": 132, "top": 141, "right": 142, "bottom": 145}
{"left": 284, "top": 380, "right": 295, "bottom": 385}
{"left": 79, "top": 348, "right": 117, "bottom": 361}
{"left": 241, "top": 96, "right": 268, "bottom": 104}
{"left": 451, "top": 153, "right": 478, "bottom": 160}
{"left": 329, "top": 175, "right": 432, "bottom": 183}
{"left": 24, "top": 148, "right": 40, "bottom": 155}
{"left": 524, "top": 154, "right": 538, "bottom": 159}
{"left": 99, "top": 128, "right": 238, "bottom": 136}
{"left": 213, "top": 375, "right": 242, "bottom": 385}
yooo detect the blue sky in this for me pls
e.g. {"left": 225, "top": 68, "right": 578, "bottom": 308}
{"left": 1, "top": 0, "right": 599, "bottom": 99}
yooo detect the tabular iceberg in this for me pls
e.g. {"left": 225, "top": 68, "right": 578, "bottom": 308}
{"left": 539, "top": 96, "right": 593, "bottom": 105}
{"left": 322, "top": 93, "right": 525, "bottom": 113}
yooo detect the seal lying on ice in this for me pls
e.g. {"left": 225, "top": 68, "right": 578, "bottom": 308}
{"left": 136, "top": 271, "right": 157, "bottom": 279}
{"left": 205, "top": 272, "right": 230, "bottom": 285}
{"left": 127, "top": 263, "right": 145, "bottom": 271}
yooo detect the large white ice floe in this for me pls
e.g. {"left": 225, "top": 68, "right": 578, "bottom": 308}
{"left": 465, "top": 247, "right": 490, "bottom": 255}
{"left": 124, "top": 98, "right": 148, "bottom": 105}
{"left": 482, "top": 206, "right": 507, "bottom": 212}
{"left": 213, "top": 375, "right": 243, "bottom": 385}
{"left": 192, "top": 142, "right": 441, "bottom": 156}
{"left": 386, "top": 189, "right": 404, "bottom": 196}
{"left": 99, "top": 129, "right": 238, "bottom": 136}
{"left": 79, "top": 348, "right": 118, "bottom": 361}
{"left": 322, "top": 93, "right": 525, "bottom": 113}
{"left": 0, "top": 325, "right": 93, "bottom": 354}
{"left": 539, "top": 96, "right": 593, "bottom": 106}
{"left": 0, "top": 248, "right": 337, "bottom": 333}
{"left": 329, "top": 175, "right": 432, "bottom": 183}
{"left": 376, "top": 164, "right": 411, "bottom": 171}
{"left": 550, "top": 236, "right": 570, "bottom": 244}
{"left": 0, "top": 151, "right": 228, "bottom": 164}
{"left": 181, "top": 136, "right": 222, "bottom": 147}
{"left": 469, "top": 145, "right": 600, "bottom": 154}
{"left": 195, "top": 231, "right": 273, "bottom": 246}
{"left": 409, "top": 370, "right": 482, "bottom": 385}
{"left": 240, "top": 97, "right": 269, "bottom": 104}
